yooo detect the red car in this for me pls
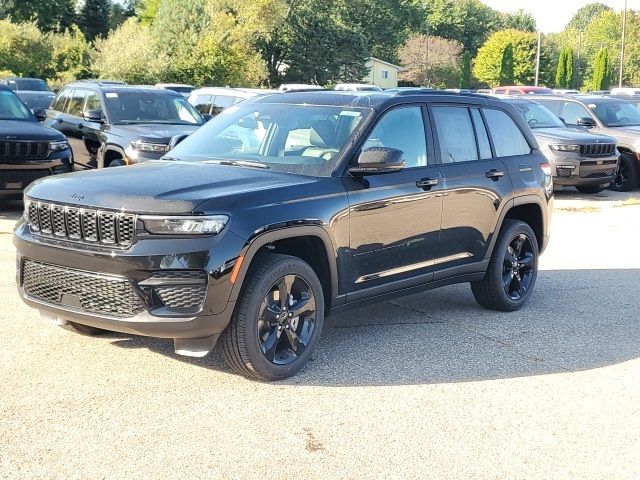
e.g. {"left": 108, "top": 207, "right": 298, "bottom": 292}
{"left": 492, "top": 86, "right": 554, "bottom": 95}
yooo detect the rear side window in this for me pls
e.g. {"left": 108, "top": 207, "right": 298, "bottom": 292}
{"left": 470, "top": 109, "right": 492, "bottom": 159}
{"left": 483, "top": 108, "right": 531, "bottom": 157}
{"left": 67, "top": 89, "right": 89, "bottom": 116}
{"left": 432, "top": 106, "right": 478, "bottom": 163}
{"left": 191, "top": 94, "right": 213, "bottom": 114}
{"left": 51, "top": 89, "right": 72, "bottom": 112}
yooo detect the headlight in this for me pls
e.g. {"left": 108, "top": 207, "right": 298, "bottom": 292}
{"left": 49, "top": 140, "right": 69, "bottom": 151}
{"left": 549, "top": 144, "right": 581, "bottom": 153}
{"left": 141, "top": 215, "right": 229, "bottom": 235}
{"left": 131, "top": 140, "right": 169, "bottom": 153}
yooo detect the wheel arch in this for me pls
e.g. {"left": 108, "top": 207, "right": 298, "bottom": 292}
{"left": 100, "top": 144, "right": 127, "bottom": 168}
{"left": 229, "top": 226, "right": 340, "bottom": 312}
{"left": 489, "top": 196, "right": 548, "bottom": 258}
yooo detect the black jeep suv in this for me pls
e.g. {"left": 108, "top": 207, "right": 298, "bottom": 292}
{"left": 15, "top": 91, "right": 553, "bottom": 380}
{"left": 0, "top": 85, "right": 72, "bottom": 198}
{"left": 44, "top": 81, "right": 206, "bottom": 169}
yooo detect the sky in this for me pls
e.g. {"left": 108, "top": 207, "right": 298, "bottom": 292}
{"left": 483, "top": 0, "right": 640, "bottom": 32}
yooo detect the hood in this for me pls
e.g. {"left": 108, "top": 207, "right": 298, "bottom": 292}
{"left": 110, "top": 124, "right": 201, "bottom": 144}
{"left": 606, "top": 125, "right": 640, "bottom": 135}
{"left": 25, "top": 160, "right": 318, "bottom": 214}
{"left": 532, "top": 127, "right": 616, "bottom": 144}
{"left": 0, "top": 120, "right": 65, "bottom": 141}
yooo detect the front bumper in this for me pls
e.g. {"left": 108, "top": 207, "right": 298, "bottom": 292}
{"left": 548, "top": 154, "right": 618, "bottom": 187}
{"left": 0, "top": 152, "right": 73, "bottom": 197}
{"left": 14, "top": 218, "right": 245, "bottom": 345}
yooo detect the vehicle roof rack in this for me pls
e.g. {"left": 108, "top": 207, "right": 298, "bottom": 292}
{"left": 77, "top": 79, "right": 128, "bottom": 86}
{"left": 393, "top": 89, "right": 485, "bottom": 97}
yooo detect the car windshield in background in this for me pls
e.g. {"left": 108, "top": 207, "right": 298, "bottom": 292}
{"left": 105, "top": 91, "right": 203, "bottom": 125}
{"left": 589, "top": 100, "right": 640, "bottom": 127}
{"left": 513, "top": 102, "right": 565, "bottom": 129}
{"left": 166, "top": 103, "right": 371, "bottom": 177}
{"left": 0, "top": 90, "right": 32, "bottom": 120}
{"left": 11, "top": 79, "right": 49, "bottom": 91}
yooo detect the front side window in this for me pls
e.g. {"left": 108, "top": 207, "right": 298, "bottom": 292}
{"left": 362, "top": 106, "right": 428, "bottom": 168}
{"left": 83, "top": 92, "right": 104, "bottom": 116}
{"left": 211, "top": 95, "right": 237, "bottom": 116}
{"left": 0, "top": 90, "right": 32, "bottom": 120}
{"left": 50, "top": 88, "right": 72, "bottom": 112}
{"left": 483, "top": 108, "right": 531, "bottom": 157}
{"left": 562, "top": 101, "right": 591, "bottom": 125}
{"left": 105, "top": 91, "right": 203, "bottom": 125}
{"left": 167, "top": 103, "right": 370, "bottom": 177}
{"left": 67, "top": 89, "right": 89, "bottom": 116}
{"left": 590, "top": 101, "right": 640, "bottom": 127}
{"left": 513, "top": 102, "right": 565, "bottom": 129}
{"left": 432, "top": 106, "right": 478, "bottom": 163}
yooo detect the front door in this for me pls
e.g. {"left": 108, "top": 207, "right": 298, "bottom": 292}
{"left": 431, "top": 105, "right": 515, "bottom": 271}
{"left": 345, "top": 105, "right": 444, "bottom": 299}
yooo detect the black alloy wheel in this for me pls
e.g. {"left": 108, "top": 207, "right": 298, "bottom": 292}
{"left": 258, "top": 275, "right": 317, "bottom": 365}
{"left": 502, "top": 234, "right": 535, "bottom": 301}
{"left": 610, "top": 154, "right": 639, "bottom": 192}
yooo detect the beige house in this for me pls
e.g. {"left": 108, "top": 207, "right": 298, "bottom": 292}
{"left": 363, "top": 57, "right": 404, "bottom": 89}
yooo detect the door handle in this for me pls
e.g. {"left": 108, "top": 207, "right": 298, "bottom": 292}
{"left": 485, "top": 169, "right": 504, "bottom": 180}
{"left": 416, "top": 177, "right": 439, "bottom": 190}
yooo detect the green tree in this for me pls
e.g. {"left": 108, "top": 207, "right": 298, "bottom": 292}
{"left": 567, "top": 3, "right": 612, "bottom": 31}
{"left": 555, "top": 46, "right": 574, "bottom": 88}
{"left": 0, "top": 0, "right": 76, "bottom": 32}
{"left": 78, "top": 0, "right": 112, "bottom": 41}
{"left": 47, "top": 26, "right": 93, "bottom": 87}
{"left": 398, "top": 34, "right": 463, "bottom": 88}
{"left": 499, "top": 43, "right": 514, "bottom": 85}
{"left": 473, "top": 29, "right": 538, "bottom": 87}
{"left": 591, "top": 48, "right": 611, "bottom": 90}
{"left": 0, "top": 20, "right": 52, "bottom": 77}
{"left": 500, "top": 9, "right": 536, "bottom": 32}
{"left": 460, "top": 51, "right": 472, "bottom": 88}
{"left": 139, "top": 0, "right": 162, "bottom": 24}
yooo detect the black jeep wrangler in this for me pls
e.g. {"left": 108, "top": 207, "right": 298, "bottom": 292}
{"left": 15, "top": 90, "right": 553, "bottom": 380}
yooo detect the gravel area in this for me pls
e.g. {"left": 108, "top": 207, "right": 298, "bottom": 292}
{"left": 1, "top": 190, "right": 639, "bottom": 480}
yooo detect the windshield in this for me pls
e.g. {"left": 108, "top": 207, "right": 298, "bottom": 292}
{"left": 513, "top": 102, "right": 564, "bottom": 129}
{"left": 0, "top": 90, "right": 32, "bottom": 120}
{"left": 105, "top": 91, "right": 203, "bottom": 125}
{"left": 590, "top": 101, "right": 640, "bottom": 127}
{"left": 8, "top": 79, "right": 49, "bottom": 92}
{"left": 166, "top": 103, "right": 371, "bottom": 176}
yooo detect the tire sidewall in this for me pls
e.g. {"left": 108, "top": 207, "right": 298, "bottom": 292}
{"left": 610, "top": 154, "right": 639, "bottom": 192}
{"left": 489, "top": 221, "right": 539, "bottom": 310}
{"left": 239, "top": 258, "right": 325, "bottom": 379}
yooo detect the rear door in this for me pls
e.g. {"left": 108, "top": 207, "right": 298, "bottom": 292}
{"left": 431, "top": 105, "right": 515, "bottom": 272}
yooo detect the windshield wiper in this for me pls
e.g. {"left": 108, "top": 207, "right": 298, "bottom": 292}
{"left": 202, "top": 159, "right": 269, "bottom": 169}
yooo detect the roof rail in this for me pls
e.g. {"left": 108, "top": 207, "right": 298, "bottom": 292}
{"left": 394, "top": 89, "right": 484, "bottom": 97}
{"left": 77, "top": 79, "right": 128, "bottom": 86}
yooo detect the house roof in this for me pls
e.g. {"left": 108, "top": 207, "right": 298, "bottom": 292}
{"left": 366, "top": 57, "right": 405, "bottom": 71}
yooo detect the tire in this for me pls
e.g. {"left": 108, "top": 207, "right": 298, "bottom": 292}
{"left": 576, "top": 185, "right": 605, "bottom": 194}
{"left": 220, "top": 253, "right": 325, "bottom": 381}
{"left": 610, "top": 153, "right": 639, "bottom": 192}
{"left": 62, "top": 322, "right": 108, "bottom": 336}
{"left": 107, "top": 157, "right": 126, "bottom": 167}
{"left": 471, "top": 220, "right": 539, "bottom": 312}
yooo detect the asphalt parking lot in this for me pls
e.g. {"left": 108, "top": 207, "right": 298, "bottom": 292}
{"left": 1, "top": 190, "right": 639, "bottom": 480}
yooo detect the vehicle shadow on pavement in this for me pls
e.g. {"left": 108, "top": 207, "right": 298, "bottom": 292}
{"left": 109, "top": 268, "right": 640, "bottom": 386}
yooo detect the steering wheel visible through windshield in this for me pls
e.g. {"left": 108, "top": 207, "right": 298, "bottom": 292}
{"left": 165, "top": 102, "right": 371, "bottom": 176}
{"left": 514, "top": 102, "right": 565, "bottom": 129}
{"left": 106, "top": 91, "right": 204, "bottom": 125}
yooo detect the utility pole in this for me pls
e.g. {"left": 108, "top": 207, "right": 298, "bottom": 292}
{"left": 535, "top": 31, "right": 541, "bottom": 86}
{"left": 619, "top": 0, "right": 628, "bottom": 88}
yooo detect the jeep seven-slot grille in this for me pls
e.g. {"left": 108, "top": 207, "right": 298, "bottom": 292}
{"left": 26, "top": 200, "right": 135, "bottom": 247}
{"left": 22, "top": 260, "right": 144, "bottom": 317}
{"left": 580, "top": 144, "right": 616, "bottom": 157}
{"left": 0, "top": 141, "right": 49, "bottom": 158}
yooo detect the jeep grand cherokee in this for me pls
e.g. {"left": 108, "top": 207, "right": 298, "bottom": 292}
{"left": 15, "top": 91, "right": 553, "bottom": 380}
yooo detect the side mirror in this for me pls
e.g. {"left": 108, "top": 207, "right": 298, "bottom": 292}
{"left": 576, "top": 116, "right": 597, "bottom": 128}
{"left": 349, "top": 147, "right": 405, "bottom": 175}
{"left": 168, "top": 134, "right": 189, "bottom": 151}
{"left": 32, "top": 108, "right": 47, "bottom": 122}
{"left": 83, "top": 109, "right": 104, "bottom": 123}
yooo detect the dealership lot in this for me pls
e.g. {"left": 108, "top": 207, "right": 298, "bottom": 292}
{"left": 1, "top": 191, "right": 639, "bottom": 480}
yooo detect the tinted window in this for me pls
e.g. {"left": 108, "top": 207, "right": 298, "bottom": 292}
{"left": 471, "top": 109, "right": 492, "bottom": 159}
{"left": 363, "top": 106, "right": 428, "bottom": 168}
{"left": 50, "top": 89, "right": 72, "bottom": 112}
{"left": 84, "top": 92, "right": 103, "bottom": 116}
{"left": 562, "top": 101, "right": 591, "bottom": 125}
{"left": 512, "top": 101, "right": 564, "bottom": 129}
{"left": 191, "top": 94, "right": 213, "bottom": 114}
{"left": 494, "top": 88, "right": 506, "bottom": 94}
{"left": 483, "top": 108, "right": 531, "bottom": 157}
{"left": 590, "top": 101, "right": 640, "bottom": 127}
{"left": 432, "top": 106, "right": 478, "bottom": 163}
{"left": 536, "top": 99, "right": 562, "bottom": 116}
{"left": 67, "top": 89, "right": 89, "bottom": 116}
{"left": 105, "top": 91, "right": 203, "bottom": 125}
{"left": 15, "top": 79, "right": 49, "bottom": 91}
{"left": 211, "top": 95, "right": 237, "bottom": 116}
{"left": 0, "top": 90, "right": 32, "bottom": 120}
